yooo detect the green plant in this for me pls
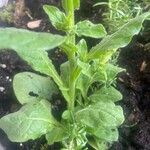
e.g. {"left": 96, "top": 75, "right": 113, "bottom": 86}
{"left": 0, "top": 1, "right": 149, "bottom": 149}
{"left": 0, "top": 2, "right": 15, "bottom": 23}
{"left": 94, "top": 0, "right": 143, "bottom": 33}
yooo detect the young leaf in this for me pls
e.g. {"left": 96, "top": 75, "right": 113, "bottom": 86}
{"left": 77, "top": 39, "right": 88, "bottom": 61}
{"left": 0, "top": 100, "right": 57, "bottom": 142}
{"left": 13, "top": 72, "right": 59, "bottom": 104}
{"left": 88, "top": 12, "right": 150, "bottom": 61}
{"left": 75, "top": 101, "right": 124, "bottom": 142}
{"left": 43, "top": 5, "right": 69, "bottom": 31}
{"left": 0, "top": 28, "right": 65, "bottom": 51}
{"left": 77, "top": 59, "right": 91, "bottom": 78}
{"left": 61, "top": 0, "right": 69, "bottom": 13}
{"left": 60, "top": 41, "right": 77, "bottom": 58}
{"left": 76, "top": 74, "right": 90, "bottom": 99}
{"left": 46, "top": 127, "right": 68, "bottom": 145}
{"left": 60, "top": 61, "right": 70, "bottom": 87}
{"left": 73, "top": 0, "right": 80, "bottom": 10}
{"left": 62, "top": 0, "right": 80, "bottom": 12}
{"left": 76, "top": 20, "right": 107, "bottom": 38}
{"left": 89, "top": 86, "right": 122, "bottom": 103}
{"left": 104, "top": 63, "right": 124, "bottom": 84}
{"left": 60, "top": 60, "right": 81, "bottom": 88}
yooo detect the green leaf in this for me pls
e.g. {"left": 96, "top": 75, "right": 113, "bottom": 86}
{"left": 77, "top": 39, "right": 88, "bottom": 61}
{"left": 93, "top": 127, "right": 119, "bottom": 142}
{"left": 62, "top": 0, "right": 80, "bottom": 12}
{"left": 61, "top": 60, "right": 81, "bottom": 89}
{"left": 75, "top": 101, "right": 124, "bottom": 142}
{"left": 89, "top": 86, "right": 122, "bottom": 103}
{"left": 91, "top": 66, "right": 107, "bottom": 84}
{"left": 77, "top": 59, "right": 91, "bottom": 78}
{"left": 60, "top": 41, "right": 77, "bottom": 58}
{"left": 0, "top": 27, "right": 69, "bottom": 103}
{"left": 88, "top": 138, "right": 107, "bottom": 150}
{"left": 61, "top": 0, "right": 69, "bottom": 13}
{"left": 18, "top": 50, "right": 63, "bottom": 88}
{"left": 76, "top": 60, "right": 106, "bottom": 99}
{"left": 0, "top": 28, "right": 65, "bottom": 51}
{"left": 88, "top": 12, "right": 150, "bottom": 61}
{"left": 76, "top": 20, "right": 107, "bottom": 38}
{"left": 104, "top": 63, "right": 124, "bottom": 84}
{"left": 13, "top": 72, "right": 59, "bottom": 104}
{"left": 60, "top": 61, "right": 70, "bottom": 87}
{"left": 73, "top": 0, "right": 80, "bottom": 10}
{"left": 46, "top": 127, "right": 68, "bottom": 145}
{"left": 76, "top": 74, "right": 90, "bottom": 99}
{"left": 90, "top": 63, "right": 124, "bottom": 84}
{"left": 43, "top": 5, "right": 69, "bottom": 31}
{"left": 18, "top": 50, "right": 69, "bottom": 103}
{"left": 0, "top": 100, "right": 57, "bottom": 142}
{"left": 76, "top": 101, "right": 124, "bottom": 128}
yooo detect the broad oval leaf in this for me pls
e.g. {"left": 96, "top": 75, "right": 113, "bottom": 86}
{"left": 75, "top": 101, "right": 124, "bottom": 142}
{"left": 89, "top": 86, "right": 122, "bottom": 102}
{"left": 0, "top": 100, "right": 58, "bottom": 142}
{"left": 88, "top": 12, "right": 150, "bottom": 61}
{"left": 76, "top": 101, "right": 124, "bottom": 128}
{"left": 76, "top": 20, "right": 107, "bottom": 38}
{"left": 13, "top": 72, "right": 59, "bottom": 104}
{"left": 93, "top": 126, "right": 119, "bottom": 142}
{"left": 0, "top": 28, "right": 65, "bottom": 51}
{"left": 43, "top": 5, "right": 69, "bottom": 31}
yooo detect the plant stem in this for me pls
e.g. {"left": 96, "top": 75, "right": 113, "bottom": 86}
{"left": 67, "top": 0, "right": 76, "bottom": 111}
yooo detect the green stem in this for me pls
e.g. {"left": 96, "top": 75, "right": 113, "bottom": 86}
{"left": 67, "top": 0, "right": 76, "bottom": 111}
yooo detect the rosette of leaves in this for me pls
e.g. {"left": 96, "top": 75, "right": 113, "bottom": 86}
{"left": 0, "top": 0, "right": 149, "bottom": 149}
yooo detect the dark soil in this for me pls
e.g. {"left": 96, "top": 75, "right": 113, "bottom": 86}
{"left": 0, "top": 0, "right": 150, "bottom": 150}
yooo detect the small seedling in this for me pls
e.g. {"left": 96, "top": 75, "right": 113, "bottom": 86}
{"left": 94, "top": 0, "right": 143, "bottom": 33}
{"left": 0, "top": 0, "right": 149, "bottom": 149}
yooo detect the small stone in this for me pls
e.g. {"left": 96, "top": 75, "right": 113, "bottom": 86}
{"left": 0, "top": 64, "right": 7, "bottom": 68}
{"left": 6, "top": 76, "right": 9, "bottom": 80}
{"left": 0, "top": 87, "right": 5, "bottom": 92}
{"left": 27, "top": 20, "right": 42, "bottom": 29}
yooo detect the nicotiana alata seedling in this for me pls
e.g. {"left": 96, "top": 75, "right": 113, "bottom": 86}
{"left": 0, "top": 0, "right": 149, "bottom": 149}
